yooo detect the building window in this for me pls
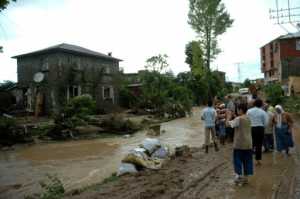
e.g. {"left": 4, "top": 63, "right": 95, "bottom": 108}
{"left": 271, "top": 60, "right": 274, "bottom": 68}
{"left": 67, "top": 85, "right": 81, "bottom": 100}
{"left": 102, "top": 86, "right": 114, "bottom": 104}
{"left": 274, "top": 42, "right": 278, "bottom": 53}
{"left": 105, "top": 67, "right": 111, "bottom": 74}
{"left": 41, "top": 58, "right": 49, "bottom": 72}
{"left": 296, "top": 40, "right": 300, "bottom": 50}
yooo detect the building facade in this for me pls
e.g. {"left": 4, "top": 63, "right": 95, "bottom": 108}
{"left": 261, "top": 32, "right": 300, "bottom": 84}
{"left": 13, "top": 43, "right": 122, "bottom": 114}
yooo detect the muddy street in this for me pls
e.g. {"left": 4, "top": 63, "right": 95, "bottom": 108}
{"left": 0, "top": 108, "right": 299, "bottom": 199}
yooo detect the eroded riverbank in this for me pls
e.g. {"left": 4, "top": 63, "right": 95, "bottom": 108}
{"left": 1, "top": 108, "right": 299, "bottom": 199}
{"left": 0, "top": 108, "right": 204, "bottom": 199}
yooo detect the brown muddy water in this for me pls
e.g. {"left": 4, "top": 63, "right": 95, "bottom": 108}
{"left": 0, "top": 108, "right": 298, "bottom": 199}
{"left": 0, "top": 108, "right": 205, "bottom": 199}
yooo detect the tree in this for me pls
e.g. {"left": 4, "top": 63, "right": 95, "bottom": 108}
{"left": 188, "top": 0, "right": 233, "bottom": 70}
{"left": 185, "top": 41, "right": 205, "bottom": 76}
{"left": 0, "top": 0, "right": 16, "bottom": 12}
{"left": 0, "top": 80, "right": 16, "bottom": 91}
{"left": 242, "top": 78, "right": 251, "bottom": 88}
{"left": 264, "top": 83, "right": 283, "bottom": 105}
{"left": 145, "top": 54, "right": 169, "bottom": 72}
{"left": 144, "top": 54, "right": 169, "bottom": 113}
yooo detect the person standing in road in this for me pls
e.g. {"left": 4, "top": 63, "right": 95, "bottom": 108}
{"left": 273, "top": 105, "right": 294, "bottom": 156}
{"left": 216, "top": 103, "right": 227, "bottom": 145}
{"left": 201, "top": 100, "right": 219, "bottom": 153}
{"left": 263, "top": 100, "right": 275, "bottom": 152}
{"left": 247, "top": 99, "right": 268, "bottom": 165}
{"left": 227, "top": 103, "right": 253, "bottom": 185}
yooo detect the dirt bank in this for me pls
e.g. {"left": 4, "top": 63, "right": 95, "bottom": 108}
{"left": 0, "top": 108, "right": 204, "bottom": 199}
{"left": 66, "top": 143, "right": 294, "bottom": 199}
{"left": 66, "top": 114, "right": 300, "bottom": 199}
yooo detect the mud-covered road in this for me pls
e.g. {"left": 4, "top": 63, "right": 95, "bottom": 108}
{"left": 65, "top": 113, "right": 300, "bottom": 199}
{"left": 0, "top": 108, "right": 299, "bottom": 199}
{"left": 66, "top": 142, "right": 296, "bottom": 199}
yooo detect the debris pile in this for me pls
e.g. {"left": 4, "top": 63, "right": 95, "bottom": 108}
{"left": 117, "top": 138, "right": 172, "bottom": 176}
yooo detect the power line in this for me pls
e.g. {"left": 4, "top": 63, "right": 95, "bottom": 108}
{"left": 269, "top": 0, "right": 300, "bottom": 32}
{"left": 234, "top": 62, "right": 243, "bottom": 83}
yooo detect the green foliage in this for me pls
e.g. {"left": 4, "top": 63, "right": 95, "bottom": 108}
{"left": 264, "top": 83, "right": 283, "bottom": 105}
{"left": 47, "top": 95, "right": 95, "bottom": 140}
{"left": 0, "top": 80, "right": 16, "bottom": 91}
{"left": 102, "top": 173, "right": 119, "bottom": 184}
{"left": 145, "top": 54, "right": 169, "bottom": 72}
{"left": 140, "top": 70, "right": 193, "bottom": 117}
{"left": 242, "top": 78, "right": 251, "bottom": 88}
{"left": 36, "top": 174, "right": 65, "bottom": 199}
{"left": 101, "top": 115, "right": 140, "bottom": 134}
{"left": 185, "top": 41, "right": 205, "bottom": 76}
{"left": 119, "top": 86, "right": 139, "bottom": 108}
{"left": 0, "top": 116, "right": 16, "bottom": 132}
{"left": 282, "top": 96, "right": 300, "bottom": 114}
{"left": 0, "top": 0, "right": 16, "bottom": 12}
{"left": 0, "top": 117, "right": 33, "bottom": 145}
{"left": 64, "top": 95, "right": 96, "bottom": 118}
{"left": 188, "top": 0, "right": 233, "bottom": 70}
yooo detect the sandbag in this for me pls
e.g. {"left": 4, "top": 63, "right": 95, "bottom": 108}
{"left": 141, "top": 138, "right": 161, "bottom": 154}
{"left": 151, "top": 146, "right": 169, "bottom": 159}
{"left": 117, "top": 163, "right": 138, "bottom": 176}
{"left": 122, "top": 147, "right": 163, "bottom": 170}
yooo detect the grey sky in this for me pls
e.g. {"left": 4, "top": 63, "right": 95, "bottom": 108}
{"left": 0, "top": 0, "right": 297, "bottom": 82}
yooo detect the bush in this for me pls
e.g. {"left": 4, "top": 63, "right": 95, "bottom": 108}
{"left": 39, "top": 174, "right": 65, "bottom": 199}
{"left": 101, "top": 115, "right": 141, "bottom": 134}
{"left": 0, "top": 117, "right": 33, "bottom": 146}
{"left": 138, "top": 71, "right": 193, "bottom": 117}
{"left": 282, "top": 96, "right": 300, "bottom": 114}
{"left": 119, "top": 87, "right": 139, "bottom": 108}
{"left": 64, "top": 95, "right": 96, "bottom": 118}
{"left": 46, "top": 95, "right": 96, "bottom": 140}
{"left": 0, "top": 116, "right": 16, "bottom": 132}
{"left": 26, "top": 174, "right": 65, "bottom": 199}
{"left": 264, "top": 83, "right": 283, "bottom": 105}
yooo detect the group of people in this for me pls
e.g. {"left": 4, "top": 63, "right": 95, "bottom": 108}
{"left": 201, "top": 96, "right": 294, "bottom": 185}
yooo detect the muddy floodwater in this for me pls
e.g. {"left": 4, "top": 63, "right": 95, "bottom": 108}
{"left": 1, "top": 108, "right": 298, "bottom": 199}
{"left": 0, "top": 108, "right": 205, "bottom": 199}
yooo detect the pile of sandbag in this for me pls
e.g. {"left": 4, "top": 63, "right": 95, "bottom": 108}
{"left": 117, "top": 138, "right": 171, "bottom": 176}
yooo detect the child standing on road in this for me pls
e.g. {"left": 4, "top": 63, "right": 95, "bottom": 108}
{"left": 216, "top": 103, "right": 227, "bottom": 145}
{"left": 227, "top": 103, "right": 253, "bottom": 185}
{"left": 201, "top": 100, "right": 219, "bottom": 153}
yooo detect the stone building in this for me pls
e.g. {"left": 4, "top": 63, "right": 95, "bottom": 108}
{"left": 13, "top": 43, "right": 122, "bottom": 114}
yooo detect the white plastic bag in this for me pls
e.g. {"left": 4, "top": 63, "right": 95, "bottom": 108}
{"left": 142, "top": 138, "right": 161, "bottom": 154}
{"left": 117, "top": 163, "right": 138, "bottom": 176}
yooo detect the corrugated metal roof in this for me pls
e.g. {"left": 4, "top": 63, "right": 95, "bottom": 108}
{"left": 261, "top": 32, "right": 300, "bottom": 48}
{"left": 12, "top": 43, "right": 122, "bottom": 61}
{"left": 278, "top": 32, "right": 300, "bottom": 40}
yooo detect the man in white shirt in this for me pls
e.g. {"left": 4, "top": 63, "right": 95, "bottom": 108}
{"left": 247, "top": 99, "right": 268, "bottom": 165}
{"left": 201, "top": 100, "right": 219, "bottom": 153}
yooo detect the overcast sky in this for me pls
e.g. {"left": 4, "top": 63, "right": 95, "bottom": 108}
{"left": 0, "top": 0, "right": 298, "bottom": 83}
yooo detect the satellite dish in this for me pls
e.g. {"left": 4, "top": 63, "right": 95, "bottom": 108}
{"left": 33, "top": 72, "right": 45, "bottom": 83}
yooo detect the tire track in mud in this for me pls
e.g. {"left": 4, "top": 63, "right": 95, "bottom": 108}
{"left": 173, "top": 161, "right": 227, "bottom": 199}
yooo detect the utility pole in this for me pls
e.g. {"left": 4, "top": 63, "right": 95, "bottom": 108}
{"left": 234, "top": 62, "right": 243, "bottom": 83}
{"left": 269, "top": 0, "right": 300, "bottom": 32}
